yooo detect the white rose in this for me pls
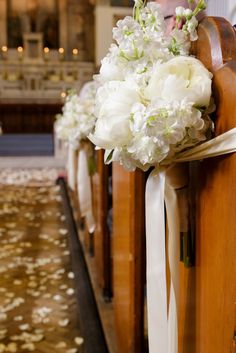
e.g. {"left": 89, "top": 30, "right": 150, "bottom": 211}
{"left": 145, "top": 56, "right": 212, "bottom": 107}
{"left": 89, "top": 80, "right": 140, "bottom": 149}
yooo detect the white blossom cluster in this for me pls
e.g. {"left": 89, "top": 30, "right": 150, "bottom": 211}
{"left": 55, "top": 81, "right": 99, "bottom": 149}
{"left": 89, "top": 0, "right": 213, "bottom": 171}
{"left": 95, "top": 1, "right": 201, "bottom": 86}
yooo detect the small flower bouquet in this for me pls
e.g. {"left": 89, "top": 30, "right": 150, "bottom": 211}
{"left": 56, "top": 81, "right": 99, "bottom": 149}
{"left": 90, "top": 0, "right": 214, "bottom": 171}
{"left": 55, "top": 82, "right": 99, "bottom": 232}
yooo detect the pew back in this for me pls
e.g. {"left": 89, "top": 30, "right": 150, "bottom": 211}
{"left": 179, "top": 17, "right": 236, "bottom": 353}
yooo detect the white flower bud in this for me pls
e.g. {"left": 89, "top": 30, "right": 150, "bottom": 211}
{"left": 184, "top": 9, "right": 193, "bottom": 17}
{"left": 175, "top": 6, "right": 185, "bottom": 17}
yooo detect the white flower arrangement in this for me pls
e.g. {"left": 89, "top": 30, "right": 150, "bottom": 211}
{"left": 55, "top": 81, "right": 99, "bottom": 149}
{"left": 89, "top": 0, "right": 214, "bottom": 171}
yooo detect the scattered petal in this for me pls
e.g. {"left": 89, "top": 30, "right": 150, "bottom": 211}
{"left": 14, "top": 316, "right": 23, "bottom": 321}
{"left": 58, "top": 318, "right": 70, "bottom": 327}
{"left": 56, "top": 342, "right": 67, "bottom": 348}
{"left": 59, "top": 228, "right": 68, "bottom": 235}
{"left": 66, "top": 349, "right": 77, "bottom": 353}
{"left": 53, "top": 294, "right": 62, "bottom": 301}
{"left": 74, "top": 337, "right": 84, "bottom": 345}
{"left": 6, "top": 342, "right": 17, "bottom": 352}
{"left": 66, "top": 288, "right": 75, "bottom": 296}
{"left": 19, "top": 323, "right": 30, "bottom": 331}
{"left": 0, "top": 313, "right": 7, "bottom": 321}
{"left": 21, "top": 343, "right": 35, "bottom": 351}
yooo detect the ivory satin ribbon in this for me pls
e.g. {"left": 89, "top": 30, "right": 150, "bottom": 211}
{"left": 77, "top": 148, "right": 95, "bottom": 233}
{"left": 67, "top": 145, "right": 77, "bottom": 191}
{"left": 146, "top": 128, "right": 236, "bottom": 353}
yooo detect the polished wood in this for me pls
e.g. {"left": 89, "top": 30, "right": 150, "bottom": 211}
{"left": 179, "top": 17, "right": 236, "bottom": 353}
{"left": 111, "top": 16, "right": 236, "bottom": 353}
{"left": 191, "top": 17, "right": 236, "bottom": 72}
{"left": 195, "top": 61, "right": 236, "bottom": 353}
{"left": 0, "top": 104, "right": 61, "bottom": 133}
{"left": 112, "top": 163, "right": 146, "bottom": 353}
{"left": 93, "top": 150, "right": 112, "bottom": 297}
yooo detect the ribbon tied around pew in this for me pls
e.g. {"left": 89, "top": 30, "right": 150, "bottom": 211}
{"left": 146, "top": 128, "right": 236, "bottom": 353}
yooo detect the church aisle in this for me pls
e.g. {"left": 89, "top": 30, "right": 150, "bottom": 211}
{"left": 0, "top": 171, "right": 84, "bottom": 353}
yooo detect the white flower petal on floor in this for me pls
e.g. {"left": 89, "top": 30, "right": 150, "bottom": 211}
{"left": 19, "top": 324, "right": 30, "bottom": 331}
{"left": 56, "top": 341, "right": 67, "bottom": 348}
{"left": 5, "top": 342, "right": 18, "bottom": 353}
{"left": 13, "top": 316, "right": 23, "bottom": 321}
{"left": 66, "top": 288, "right": 75, "bottom": 296}
{"left": 0, "top": 344, "right": 6, "bottom": 353}
{"left": 66, "top": 349, "right": 77, "bottom": 353}
{"left": 0, "top": 313, "right": 7, "bottom": 321}
{"left": 59, "top": 228, "right": 68, "bottom": 235}
{"left": 58, "top": 318, "right": 70, "bottom": 327}
{"left": 21, "top": 343, "right": 35, "bottom": 351}
{"left": 74, "top": 337, "right": 84, "bottom": 345}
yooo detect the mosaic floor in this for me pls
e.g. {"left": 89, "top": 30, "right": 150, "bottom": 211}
{"left": 0, "top": 170, "right": 84, "bottom": 352}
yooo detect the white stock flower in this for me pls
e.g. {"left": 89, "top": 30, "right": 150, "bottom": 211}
{"left": 169, "top": 29, "right": 190, "bottom": 56}
{"left": 145, "top": 56, "right": 212, "bottom": 107}
{"left": 186, "top": 16, "right": 198, "bottom": 41}
{"left": 113, "top": 17, "right": 143, "bottom": 47}
{"left": 141, "top": 2, "right": 165, "bottom": 34}
{"left": 89, "top": 80, "right": 140, "bottom": 149}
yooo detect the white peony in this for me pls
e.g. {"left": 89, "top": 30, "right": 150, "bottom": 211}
{"left": 96, "top": 45, "right": 125, "bottom": 83}
{"left": 89, "top": 80, "right": 140, "bottom": 149}
{"left": 145, "top": 56, "right": 212, "bottom": 107}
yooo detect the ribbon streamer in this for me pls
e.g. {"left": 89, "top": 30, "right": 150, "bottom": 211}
{"left": 146, "top": 128, "right": 236, "bottom": 353}
{"left": 67, "top": 145, "right": 77, "bottom": 191}
{"left": 77, "top": 147, "right": 95, "bottom": 233}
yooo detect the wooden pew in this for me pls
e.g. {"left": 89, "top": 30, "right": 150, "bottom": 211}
{"left": 112, "top": 16, "right": 236, "bottom": 353}
{"left": 179, "top": 17, "right": 236, "bottom": 353}
{"left": 92, "top": 150, "right": 113, "bottom": 298}
{"left": 112, "top": 164, "right": 146, "bottom": 353}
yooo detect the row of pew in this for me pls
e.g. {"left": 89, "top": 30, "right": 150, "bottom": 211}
{"left": 68, "top": 17, "right": 236, "bottom": 353}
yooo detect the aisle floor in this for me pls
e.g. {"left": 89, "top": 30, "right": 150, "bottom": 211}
{"left": 0, "top": 171, "right": 84, "bottom": 352}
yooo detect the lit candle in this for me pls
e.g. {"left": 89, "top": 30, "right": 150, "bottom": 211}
{"left": 1, "top": 46, "right": 8, "bottom": 60}
{"left": 58, "top": 47, "right": 64, "bottom": 61}
{"left": 72, "top": 48, "right": 78, "bottom": 60}
{"left": 43, "top": 47, "right": 50, "bottom": 60}
{"left": 17, "top": 46, "right": 24, "bottom": 60}
{"left": 61, "top": 91, "right": 66, "bottom": 99}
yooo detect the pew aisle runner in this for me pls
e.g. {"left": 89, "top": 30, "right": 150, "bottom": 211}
{"left": 0, "top": 169, "right": 84, "bottom": 353}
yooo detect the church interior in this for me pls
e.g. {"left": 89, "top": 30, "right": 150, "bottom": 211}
{"left": 0, "top": 0, "right": 235, "bottom": 352}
